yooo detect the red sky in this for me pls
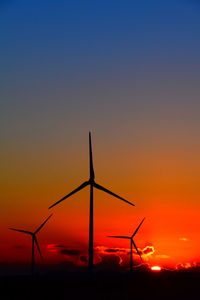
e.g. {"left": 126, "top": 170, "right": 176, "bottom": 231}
{"left": 1, "top": 134, "right": 200, "bottom": 272}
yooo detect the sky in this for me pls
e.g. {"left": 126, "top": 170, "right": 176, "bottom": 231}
{"left": 0, "top": 0, "right": 200, "bottom": 273}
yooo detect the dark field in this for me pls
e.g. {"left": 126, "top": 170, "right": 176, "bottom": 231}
{"left": 0, "top": 270, "right": 200, "bottom": 300}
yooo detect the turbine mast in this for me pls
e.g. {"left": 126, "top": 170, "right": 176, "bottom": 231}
{"left": 88, "top": 132, "right": 94, "bottom": 272}
{"left": 130, "top": 238, "right": 133, "bottom": 272}
{"left": 31, "top": 235, "right": 35, "bottom": 275}
{"left": 88, "top": 182, "right": 94, "bottom": 272}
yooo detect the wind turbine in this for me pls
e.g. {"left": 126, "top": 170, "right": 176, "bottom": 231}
{"left": 9, "top": 214, "right": 53, "bottom": 274}
{"left": 49, "top": 132, "right": 135, "bottom": 272}
{"left": 107, "top": 218, "right": 145, "bottom": 271}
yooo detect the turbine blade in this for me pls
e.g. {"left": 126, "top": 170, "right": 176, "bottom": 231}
{"left": 132, "top": 239, "right": 142, "bottom": 261}
{"left": 8, "top": 228, "right": 32, "bottom": 235}
{"left": 94, "top": 182, "right": 135, "bottom": 206}
{"left": 49, "top": 181, "right": 89, "bottom": 209}
{"left": 34, "top": 236, "right": 43, "bottom": 260}
{"left": 132, "top": 218, "right": 145, "bottom": 237}
{"left": 89, "top": 132, "right": 95, "bottom": 179}
{"left": 34, "top": 214, "right": 53, "bottom": 234}
{"left": 107, "top": 236, "right": 130, "bottom": 239}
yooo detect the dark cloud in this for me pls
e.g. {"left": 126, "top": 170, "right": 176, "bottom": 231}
{"left": 60, "top": 249, "right": 82, "bottom": 256}
{"left": 105, "top": 248, "right": 126, "bottom": 253}
{"left": 79, "top": 255, "right": 88, "bottom": 263}
{"left": 141, "top": 246, "right": 154, "bottom": 256}
{"left": 95, "top": 246, "right": 128, "bottom": 254}
{"left": 50, "top": 245, "right": 155, "bottom": 269}
{"left": 97, "top": 254, "right": 121, "bottom": 269}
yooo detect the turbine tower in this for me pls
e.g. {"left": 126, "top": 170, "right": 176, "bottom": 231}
{"left": 107, "top": 218, "right": 145, "bottom": 271}
{"left": 49, "top": 132, "right": 135, "bottom": 272}
{"left": 9, "top": 214, "right": 52, "bottom": 274}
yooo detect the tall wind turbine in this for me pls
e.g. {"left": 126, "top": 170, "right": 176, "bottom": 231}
{"left": 9, "top": 214, "right": 52, "bottom": 274}
{"left": 107, "top": 218, "right": 145, "bottom": 271}
{"left": 49, "top": 132, "right": 135, "bottom": 272}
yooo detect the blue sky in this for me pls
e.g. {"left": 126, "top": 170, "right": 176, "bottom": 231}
{"left": 1, "top": 0, "right": 200, "bottom": 153}
{"left": 0, "top": 0, "right": 200, "bottom": 175}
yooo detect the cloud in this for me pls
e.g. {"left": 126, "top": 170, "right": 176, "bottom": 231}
{"left": 95, "top": 245, "right": 155, "bottom": 257}
{"left": 47, "top": 244, "right": 65, "bottom": 249}
{"left": 176, "top": 262, "right": 197, "bottom": 270}
{"left": 97, "top": 254, "right": 121, "bottom": 269}
{"left": 13, "top": 245, "right": 27, "bottom": 249}
{"left": 156, "top": 254, "right": 170, "bottom": 259}
{"left": 95, "top": 246, "right": 128, "bottom": 254}
{"left": 47, "top": 244, "right": 155, "bottom": 269}
{"left": 47, "top": 244, "right": 65, "bottom": 252}
{"left": 60, "top": 249, "right": 83, "bottom": 256}
{"left": 179, "top": 237, "right": 188, "bottom": 242}
{"left": 104, "top": 248, "right": 126, "bottom": 253}
{"left": 79, "top": 255, "right": 88, "bottom": 263}
{"left": 95, "top": 245, "right": 155, "bottom": 267}
{"left": 141, "top": 246, "right": 155, "bottom": 256}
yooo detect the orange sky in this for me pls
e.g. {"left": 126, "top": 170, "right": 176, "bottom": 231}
{"left": 1, "top": 134, "right": 200, "bottom": 271}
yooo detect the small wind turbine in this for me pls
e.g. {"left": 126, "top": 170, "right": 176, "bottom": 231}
{"left": 9, "top": 214, "right": 53, "bottom": 274}
{"left": 49, "top": 132, "right": 135, "bottom": 272}
{"left": 107, "top": 218, "right": 145, "bottom": 271}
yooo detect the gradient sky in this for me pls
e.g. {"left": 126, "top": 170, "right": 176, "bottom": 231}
{"left": 0, "top": 0, "right": 200, "bottom": 272}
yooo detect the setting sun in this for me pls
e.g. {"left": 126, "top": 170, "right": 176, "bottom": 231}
{"left": 151, "top": 266, "right": 162, "bottom": 272}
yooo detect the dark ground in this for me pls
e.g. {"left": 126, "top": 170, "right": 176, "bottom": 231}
{"left": 0, "top": 270, "right": 199, "bottom": 300}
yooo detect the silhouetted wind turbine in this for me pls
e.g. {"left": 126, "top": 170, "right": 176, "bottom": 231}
{"left": 49, "top": 132, "right": 135, "bottom": 272}
{"left": 9, "top": 214, "right": 52, "bottom": 274}
{"left": 107, "top": 218, "right": 145, "bottom": 271}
